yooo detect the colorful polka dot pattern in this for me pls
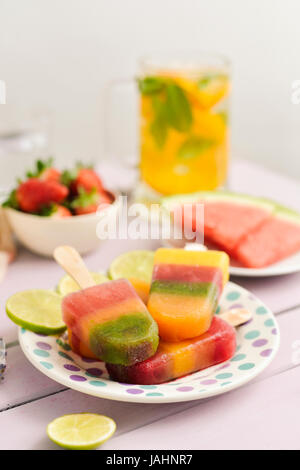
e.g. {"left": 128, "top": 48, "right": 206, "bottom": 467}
{"left": 19, "top": 281, "right": 279, "bottom": 403}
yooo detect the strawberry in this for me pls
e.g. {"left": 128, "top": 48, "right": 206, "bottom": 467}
{"left": 16, "top": 178, "right": 69, "bottom": 213}
{"left": 40, "top": 167, "right": 61, "bottom": 182}
{"left": 51, "top": 205, "right": 72, "bottom": 218}
{"left": 71, "top": 187, "right": 112, "bottom": 216}
{"left": 72, "top": 168, "right": 103, "bottom": 194}
{"left": 27, "top": 158, "right": 61, "bottom": 182}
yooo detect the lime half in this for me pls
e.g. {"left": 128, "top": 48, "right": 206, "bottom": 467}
{"left": 108, "top": 250, "right": 154, "bottom": 284}
{"left": 6, "top": 289, "right": 66, "bottom": 335}
{"left": 47, "top": 413, "right": 116, "bottom": 450}
{"left": 57, "top": 272, "right": 108, "bottom": 296}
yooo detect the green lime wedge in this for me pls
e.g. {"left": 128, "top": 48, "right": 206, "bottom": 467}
{"left": 6, "top": 289, "right": 66, "bottom": 335}
{"left": 57, "top": 272, "right": 108, "bottom": 296}
{"left": 47, "top": 413, "right": 116, "bottom": 450}
{"left": 108, "top": 250, "right": 154, "bottom": 283}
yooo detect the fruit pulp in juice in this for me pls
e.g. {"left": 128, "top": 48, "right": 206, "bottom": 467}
{"left": 139, "top": 70, "right": 230, "bottom": 195}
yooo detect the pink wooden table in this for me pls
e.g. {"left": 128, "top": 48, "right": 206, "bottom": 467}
{"left": 1, "top": 160, "right": 300, "bottom": 450}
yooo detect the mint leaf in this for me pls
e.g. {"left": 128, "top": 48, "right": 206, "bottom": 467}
{"left": 177, "top": 137, "right": 214, "bottom": 160}
{"left": 150, "top": 96, "right": 168, "bottom": 148}
{"left": 165, "top": 84, "right": 192, "bottom": 132}
{"left": 150, "top": 117, "right": 168, "bottom": 148}
{"left": 138, "top": 77, "right": 165, "bottom": 95}
{"left": 197, "top": 75, "right": 213, "bottom": 89}
{"left": 197, "top": 73, "right": 227, "bottom": 89}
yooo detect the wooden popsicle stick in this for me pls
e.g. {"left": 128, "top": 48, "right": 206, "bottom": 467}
{"left": 219, "top": 308, "right": 252, "bottom": 328}
{"left": 53, "top": 246, "right": 96, "bottom": 290}
{"left": 184, "top": 243, "right": 207, "bottom": 252}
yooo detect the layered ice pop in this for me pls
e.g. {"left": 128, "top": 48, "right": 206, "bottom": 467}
{"left": 147, "top": 248, "right": 229, "bottom": 341}
{"left": 106, "top": 316, "right": 236, "bottom": 385}
{"left": 62, "top": 279, "right": 159, "bottom": 365}
{"left": 129, "top": 278, "right": 151, "bottom": 304}
{"left": 68, "top": 328, "right": 98, "bottom": 360}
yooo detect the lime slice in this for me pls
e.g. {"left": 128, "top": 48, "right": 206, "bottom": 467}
{"left": 108, "top": 250, "right": 154, "bottom": 284}
{"left": 47, "top": 413, "right": 116, "bottom": 450}
{"left": 6, "top": 289, "right": 66, "bottom": 335}
{"left": 57, "top": 272, "right": 108, "bottom": 296}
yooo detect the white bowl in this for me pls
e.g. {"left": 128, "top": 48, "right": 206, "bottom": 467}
{"left": 5, "top": 196, "right": 121, "bottom": 257}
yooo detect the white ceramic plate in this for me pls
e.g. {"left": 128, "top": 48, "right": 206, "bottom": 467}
{"left": 229, "top": 250, "right": 300, "bottom": 277}
{"left": 19, "top": 281, "right": 279, "bottom": 404}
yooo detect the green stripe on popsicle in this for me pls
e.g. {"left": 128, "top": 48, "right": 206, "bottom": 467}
{"left": 150, "top": 280, "right": 218, "bottom": 297}
{"left": 89, "top": 313, "right": 159, "bottom": 366}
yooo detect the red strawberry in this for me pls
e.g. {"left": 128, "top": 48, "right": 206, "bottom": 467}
{"left": 40, "top": 167, "right": 61, "bottom": 182}
{"left": 26, "top": 158, "right": 61, "bottom": 182}
{"left": 51, "top": 205, "right": 72, "bottom": 218}
{"left": 72, "top": 168, "right": 103, "bottom": 194}
{"left": 16, "top": 178, "right": 69, "bottom": 213}
{"left": 72, "top": 188, "right": 112, "bottom": 216}
{"left": 75, "top": 205, "right": 98, "bottom": 215}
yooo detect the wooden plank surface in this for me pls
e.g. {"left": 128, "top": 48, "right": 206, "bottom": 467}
{"left": 0, "top": 305, "right": 299, "bottom": 449}
{"left": 103, "top": 366, "right": 300, "bottom": 450}
{"left": 0, "top": 346, "right": 298, "bottom": 450}
{"left": 1, "top": 159, "right": 300, "bottom": 343}
{"left": 258, "top": 307, "right": 300, "bottom": 380}
{"left": 0, "top": 345, "right": 65, "bottom": 411}
{"left": 1, "top": 300, "right": 299, "bottom": 413}
{"left": 0, "top": 389, "right": 195, "bottom": 450}
{"left": 0, "top": 159, "right": 299, "bottom": 449}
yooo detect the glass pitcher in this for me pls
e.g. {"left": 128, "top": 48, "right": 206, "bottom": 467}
{"left": 105, "top": 52, "right": 231, "bottom": 197}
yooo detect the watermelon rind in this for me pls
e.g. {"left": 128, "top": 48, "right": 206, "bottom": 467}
{"left": 273, "top": 204, "right": 300, "bottom": 226}
{"left": 161, "top": 190, "right": 300, "bottom": 227}
{"left": 161, "top": 190, "right": 276, "bottom": 213}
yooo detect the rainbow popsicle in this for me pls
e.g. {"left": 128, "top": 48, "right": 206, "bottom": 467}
{"left": 62, "top": 279, "right": 159, "bottom": 366}
{"left": 106, "top": 316, "right": 236, "bottom": 385}
{"left": 68, "top": 328, "right": 98, "bottom": 360}
{"left": 147, "top": 248, "right": 229, "bottom": 342}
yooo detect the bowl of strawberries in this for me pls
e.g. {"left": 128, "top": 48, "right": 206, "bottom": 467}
{"left": 2, "top": 159, "right": 119, "bottom": 256}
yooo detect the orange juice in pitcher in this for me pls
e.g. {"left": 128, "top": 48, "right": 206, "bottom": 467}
{"left": 138, "top": 54, "right": 230, "bottom": 195}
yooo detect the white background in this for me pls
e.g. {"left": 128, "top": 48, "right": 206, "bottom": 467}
{"left": 0, "top": 0, "right": 300, "bottom": 179}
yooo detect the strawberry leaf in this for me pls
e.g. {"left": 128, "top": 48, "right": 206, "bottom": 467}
{"left": 2, "top": 189, "right": 19, "bottom": 209}
{"left": 60, "top": 168, "right": 78, "bottom": 187}
{"left": 36, "top": 204, "right": 57, "bottom": 217}
{"left": 26, "top": 157, "right": 54, "bottom": 178}
{"left": 71, "top": 187, "right": 99, "bottom": 209}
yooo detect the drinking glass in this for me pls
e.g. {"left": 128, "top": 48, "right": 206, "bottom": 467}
{"left": 105, "top": 52, "right": 231, "bottom": 196}
{"left": 0, "top": 105, "right": 52, "bottom": 195}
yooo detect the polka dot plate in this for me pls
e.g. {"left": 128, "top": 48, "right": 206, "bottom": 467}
{"left": 19, "top": 281, "right": 280, "bottom": 403}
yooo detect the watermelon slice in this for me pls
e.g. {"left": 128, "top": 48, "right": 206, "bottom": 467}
{"left": 234, "top": 207, "right": 300, "bottom": 268}
{"left": 162, "top": 191, "right": 275, "bottom": 254}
